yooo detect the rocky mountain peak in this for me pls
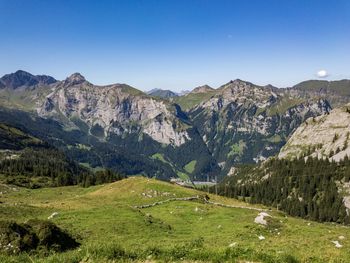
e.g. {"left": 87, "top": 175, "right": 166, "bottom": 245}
{"left": 231, "top": 78, "right": 245, "bottom": 83}
{"left": 230, "top": 79, "right": 251, "bottom": 86}
{"left": 64, "top": 73, "right": 86, "bottom": 86}
{"left": 219, "top": 79, "right": 254, "bottom": 91}
{"left": 0, "top": 70, "right": 57, "bottom": 89}
{"left": 1, "top": 70, "right": 36, "bottom": 88}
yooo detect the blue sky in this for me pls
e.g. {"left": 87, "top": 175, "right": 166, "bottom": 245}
{"left": 0, "top": 0, "right": 349, "bottom": 91}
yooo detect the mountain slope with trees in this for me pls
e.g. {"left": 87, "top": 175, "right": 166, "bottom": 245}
{"left": 0, "top": 123, "right": 123, "bottom": 188}
{"left": 216, "top": 157, "right": 350, "bottom": 224}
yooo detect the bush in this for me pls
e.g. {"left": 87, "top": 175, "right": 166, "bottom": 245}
{"left": 0, "top": 220, "right": 79, "bottom": 254}
{"left": 0, "top": 221, "right": 38, "bottom": 254}
{"left": 26, "top": 219, "right": 79, "bottom": 252}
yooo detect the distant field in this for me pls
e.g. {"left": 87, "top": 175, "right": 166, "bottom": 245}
{"left": 1, "top": 177, "right": 350, "bottom": 262}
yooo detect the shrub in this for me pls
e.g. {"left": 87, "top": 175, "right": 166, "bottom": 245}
{"left": 26, "top": 219, "right": 79, "bottom": 252}
{"left": 0, "top": 219, "right": 79, "bottom": 254}
{"left": 0, "top": 220, "right": 38, "bottom": 254}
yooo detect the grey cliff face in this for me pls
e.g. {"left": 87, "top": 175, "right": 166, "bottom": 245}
{"left": 38, "top": 76, "right": 190, "bottom": 146}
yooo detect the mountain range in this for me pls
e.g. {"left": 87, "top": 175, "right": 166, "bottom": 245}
{"left": 1, "top": 70, "right": 350, "bottom": 182}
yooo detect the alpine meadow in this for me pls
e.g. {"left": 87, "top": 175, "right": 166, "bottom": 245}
{"left": 1, "top": 1, "right": 350, "bottom": 262}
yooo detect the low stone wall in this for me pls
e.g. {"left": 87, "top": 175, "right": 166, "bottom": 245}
{"left": 134, "top": 196, "right": 266, "bottom": 212}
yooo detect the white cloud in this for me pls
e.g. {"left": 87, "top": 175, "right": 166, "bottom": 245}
{"left": 317, "top": 69, "right": 328, "bottom": 78}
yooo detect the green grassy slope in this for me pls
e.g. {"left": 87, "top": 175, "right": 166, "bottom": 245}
{"left": 173, "top": 91, "right": 216, "bottom": 111}
{"left": 0, "top": 86, "right": 52, "bottom": 111}
{"left": 184, "top": 160, "right": 197, "bottom": 173}
{"left": 293, "top": 79, "right": 350, "bottom": 107}
{"left": 294, "top": 79, "right": 350, "bottom": 96}
{"left": 0, "top": 123, "right": 43, "bottom": 149}
{"left": 1, "top": 177, "right": 350, "bottom": 262}
{"left": 266, "top": 97, "right": 304, "bottom": 116}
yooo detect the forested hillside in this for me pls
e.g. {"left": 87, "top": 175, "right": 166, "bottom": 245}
{"left": 216, "top": 157, "right": 350, "bottom": 224}
{"left": 0, "top": 123, "right": 124, "bottom": 188}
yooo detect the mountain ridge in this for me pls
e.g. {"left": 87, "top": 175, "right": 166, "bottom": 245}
{"left": 0, "top": 70, "right": 57, "bottom": 89}
{"left": 1, "top": 70, "right": 350, "bottom": 181}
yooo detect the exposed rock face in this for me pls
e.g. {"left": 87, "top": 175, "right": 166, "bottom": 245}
{"left": 63, "top": 73, "right": 86, "bottom": 86}
{"left": 38, "top": 75, "right": 190, "bottom": 146}
{"left": 143, "top": 115, "right": 190, "bottom": 145}
{"left": 279, "top": 105, "right": 350, "bottom": 162}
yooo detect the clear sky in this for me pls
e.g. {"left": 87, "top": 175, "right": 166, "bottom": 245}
{"left": 0, "top": 0, "right": 349, "bottom": 91}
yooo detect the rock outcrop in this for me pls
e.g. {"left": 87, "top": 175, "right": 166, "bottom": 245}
{"left": 279, "top": 105, "right": 350, "bottom": 161}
